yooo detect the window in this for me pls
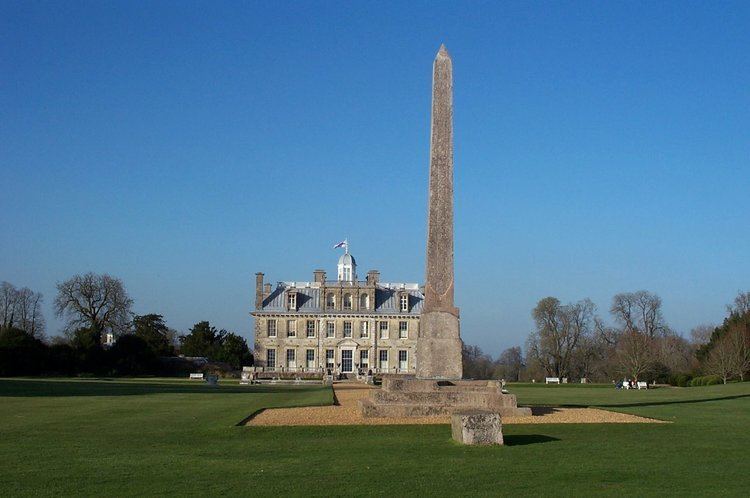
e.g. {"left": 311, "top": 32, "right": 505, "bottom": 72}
{"left": 400, "top": 293, "right": 409, "bottom": 312}
{"left": 326, "top": 349, "right": 335, "bottom": 369}
{"left": 287, "top": 292, "right": 297, "bottom": 310}
{"left": 343, "top": 321, "right": 352, "bottom": 338}
{"left": 306, "top": 320, "right": 316, "bottom": 338}
{"left": 398, "top": 350, "right": 408, "bottom": 370}
{"left": 360, "top": 294, "right": 369, "bottom": 310}
{"left": 306, "top": 349, "right": 315, "bottom": 369}
{"left": 267, "top": 320, "right": 277, "bottom": 338}
{"left": 343, "top": 267, "right": 351, "bottom": 281}
{"left": 266, "top": 349, "right": 276, "bottom": 369}
{"left": 286, "top": 349, "right": 296, "bottom": 368}
{"left": 287, "top": 319, "right": 297, "bottom": 338}
{"left": 343, "top": 293, "right": 352, "bottom": 310}
{"left": 360, "top": 350, "right": 369, "bottom": 368}
{"left": 379, "top": 321, "right": 389, "bottom": 339}
{"left": 326, "top": 293, "right": 335, "bottom": 309}
{"left": 379, "top": 350, "right": 389, "bottom": 370}
{"left": 360, "top": 321, "right": 369, "bottom": 338}
{"left": 326, "top": 321, "right": 335, "bottom": 338}
{"left": 399, "top": 321, "right": 408, "bottom": 339}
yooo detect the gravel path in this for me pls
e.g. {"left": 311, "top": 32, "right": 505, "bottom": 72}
{"left": 246, "top": 383, "right": 663, "bottom": 426}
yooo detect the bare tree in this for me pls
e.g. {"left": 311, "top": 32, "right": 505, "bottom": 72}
{"left": 611, "top": 290, "right": 667, "bottom": 338}
{"left": 609, "top": 291, "right": 671, "bottom": 381}
{"left": 615, "top": 330, "right": 655, "bottom": 381}
{"left": 54, "top": 273, "right": 133, "bottom": 341}
{"left": 1, "top": 281, "right": 19, "bottom": 328}
{"left": 462, "top": 343, "right": 494, "bottom": 379}
{"left": 726, "top": 322, "right": 750, "bottom": 381}
{"left": 14, "top": 287, "right": 46, "bottom": 338}
{"left": 495, "top": 346, "right": 523, "bottom": 381}
{"left": 704, "top": 333, "right": 734, "bottom": 384}
{"left": 690, "top": 324, "right": 715, "bottom": 346}
{"left": 526, "top": 297, "right": 596, "bottom": 379}
{"left": 655, "top": 331, "right": 696, "bottom": 375}
{"left": 0, "top": 282, "right": 46, "bottom": 337}
{"left": 727, "top": 291, "right": 750, "bottom": 317}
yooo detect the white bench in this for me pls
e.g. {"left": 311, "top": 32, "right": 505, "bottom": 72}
{"left": 189, "top": 373, "right": 204, "bottom": 380}
{"left": 545, "top": 377, "right": 560, "bottom": 384}
{"left": 637, "top": 381, "right": 648, "bottom": 390}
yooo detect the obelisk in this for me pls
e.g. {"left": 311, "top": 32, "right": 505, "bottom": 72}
{"left": 416, "top": 44, "right": 463, "bottom": 380}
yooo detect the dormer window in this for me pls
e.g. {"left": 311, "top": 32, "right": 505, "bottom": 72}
{"left": 287, "top": 292, "right": 297, "bottom": 311}
{"left": 400, "top": 293, "right": 409, "bottom": 312}
{"left": 360, "top": 294, "right": 369, "bottom": 310}
{"left": 343, "top": 293, "right": 353, "bottom": 310}
{"left": 326, "top": 293, "right": 336, "bottom": 309}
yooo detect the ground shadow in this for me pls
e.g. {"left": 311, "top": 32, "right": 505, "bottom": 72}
{"left": 504, "top": 434, "right": 560, "bottom": 446}
{"left": 595, "top": 393, "right": 750, "bottom": 409}
{"left": 530, "top": 406, "right": 562, "bottom": 416}
{"left": 0, "top": 378, "right": 329, "bottom": 397}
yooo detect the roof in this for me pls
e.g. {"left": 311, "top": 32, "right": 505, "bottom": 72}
{"left": 256, "top": 282, "right": 423, "bottom": 315}
{"left": 338, "top": 253, "right": 356, "bottom": 266}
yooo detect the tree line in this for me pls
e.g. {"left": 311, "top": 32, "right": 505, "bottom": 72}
{"left": 463, "top": 290, "right": 750, "bottom": 385}
{"left": 0, "top": 273, "right": 253, "bottom": 377}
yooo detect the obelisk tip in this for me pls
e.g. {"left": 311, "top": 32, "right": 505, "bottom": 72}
{"left": 437, "top": 43, "right": 450, "bottom": 58}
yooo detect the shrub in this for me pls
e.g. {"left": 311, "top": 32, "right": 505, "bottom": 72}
{"left": 668, "top": 373, "right": 693, "bottom": 387}
{"left": 0, "top": 327, "right": 47, "bottom": 375}
{"left": 689, "top": 375, "right": 723, "bottom": 387}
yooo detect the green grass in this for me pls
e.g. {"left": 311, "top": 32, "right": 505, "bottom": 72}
{"left": 1, "top": 378, "right": 748, "bottom": 496}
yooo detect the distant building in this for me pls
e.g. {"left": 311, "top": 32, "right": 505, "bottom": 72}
{"left": 252, "top": 248, "right": 422, "bottom": 376}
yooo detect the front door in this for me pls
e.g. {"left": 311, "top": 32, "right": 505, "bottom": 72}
{"left": 341, "top": 350, "right": 353, "bottom": 373}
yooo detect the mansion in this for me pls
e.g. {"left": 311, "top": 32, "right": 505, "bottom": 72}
{"left": 252, "top": 250, "right": 422, "bottom": 376}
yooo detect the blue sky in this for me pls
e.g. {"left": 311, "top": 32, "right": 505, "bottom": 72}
{"left": 2, "top": 1, "right": 748, "bottom": 355}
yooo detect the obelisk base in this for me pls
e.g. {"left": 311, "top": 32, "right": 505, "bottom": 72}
{"left": 416, "top": 311, "right": 462, "bottom": 380}
{"left": 359, "top": 378, "right": 532, "bottom": 418}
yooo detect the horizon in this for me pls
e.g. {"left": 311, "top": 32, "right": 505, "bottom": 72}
{"left": 2, "top": 2, "right": 749, "bottom": 356}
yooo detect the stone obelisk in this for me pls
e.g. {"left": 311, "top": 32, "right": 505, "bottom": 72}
{"left": 416, "top": 44, "right": 463, "bottom": 380}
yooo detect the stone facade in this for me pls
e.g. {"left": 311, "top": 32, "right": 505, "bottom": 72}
{"left": 252, "top": 252, "right": 422, "bottom": 376}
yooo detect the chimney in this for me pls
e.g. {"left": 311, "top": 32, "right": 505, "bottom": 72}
{"left": 366, "top": 270, "right": 380, "bottom": 285}
{"left": 263, "top": 283, "right": 272, "bottom": 300}
{"left": 255, "top": 273, "right": 264, "bottom": 309}
{"left": 313, "top": 269, "right": 326, "bottom": 284}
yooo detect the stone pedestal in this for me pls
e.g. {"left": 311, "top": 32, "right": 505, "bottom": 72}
{"left": 416, "top": 311, "right": 462, "bottom": 380}
{"left": 451, "top": 410, "right": 503, "bottom": 445}
{"left": 359, "top": 378, "right": 531, "bottom": 418}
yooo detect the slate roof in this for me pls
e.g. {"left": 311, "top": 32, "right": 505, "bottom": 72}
{"left": 257, "top": 282, "right": 423, "bottom": 315}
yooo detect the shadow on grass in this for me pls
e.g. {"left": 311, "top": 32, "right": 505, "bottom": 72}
{"left": 0, "top": 378, "right": 328, "bottom": 397}
{"left": 504, "top": 434, "right": 560, "bottom": 446}
{"left": 596, "top": 393, "right": 750, "bottom": 409}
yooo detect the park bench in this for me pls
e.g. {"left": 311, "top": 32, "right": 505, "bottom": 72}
{"left": 545, "top": 377, "right": 560, "bottom": 384}
{"left": 637, "top": 381, "right": 648, "bottom": 390}
{"left": 189, "top": 373, "right": 204, "bottom": 380}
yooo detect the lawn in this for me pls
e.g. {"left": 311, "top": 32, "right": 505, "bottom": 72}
{"left": 1, "top": 378, "right": 748, "bottom": 497}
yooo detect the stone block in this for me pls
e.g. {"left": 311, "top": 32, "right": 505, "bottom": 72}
{"left": 451, "top": 411, "right": 503, "bottom": 445}
{"left": 416, "top": 311, "right": 462, "bottom": 380}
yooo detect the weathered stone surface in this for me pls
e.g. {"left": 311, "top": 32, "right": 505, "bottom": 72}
{"left": 424, "top": 44, "right": 458, "bottom": 318}
{"left": 416, "top": 311, "right": 462, "bottom": 379}
{"left": 358, "top": 46, "right": 532, "bottom": 420}
{"left": 451, "top": 411, "right": 504, "bottom": 445}
{"left": 417, "top": 44, "right": 463, "bottom": 380}
{"left": 359, "top": 378, "right": 532, "bottom": 418}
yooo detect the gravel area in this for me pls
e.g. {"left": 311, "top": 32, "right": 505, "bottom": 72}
{"left": 246, "top": 383, "right": 664, "bottom": 426}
